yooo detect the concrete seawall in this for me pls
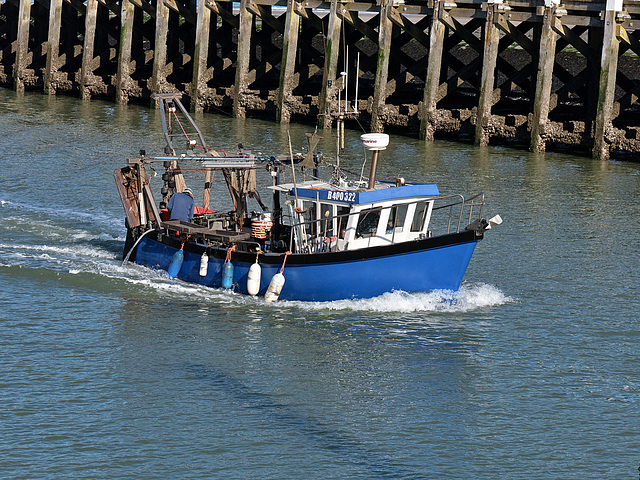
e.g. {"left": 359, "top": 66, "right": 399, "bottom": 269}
{"left": 2, "top": 0, "right": 640, "bottom": 159}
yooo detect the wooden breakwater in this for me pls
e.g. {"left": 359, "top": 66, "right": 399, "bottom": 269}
{"left": 2, "top": 0, "right": 640, "bottom": 159}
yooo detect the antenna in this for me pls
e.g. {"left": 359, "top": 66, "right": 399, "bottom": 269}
{"left": 354, "top": 51, "right": 360, "bottom": 113}
{"left": 337, "top": 76, "right": 341, "bottom": 115}
{"left": 345, "top": 47, "right": 349, "bottom": 113}
{"left": 339, "top": 71, "right": 346, "bottom": 115}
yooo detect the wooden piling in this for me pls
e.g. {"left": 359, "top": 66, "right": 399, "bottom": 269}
{"left": 371, "top": 0, "right": 393, "bottom": 133}
{"left": 191, "top": 1, "right": 212, "bottom": 113}
{"left": 420, "top": 0, "right": 445, "bottom": 142}
{"left": 4, "top": 0, "right": 640, "bottom": 159}
{"left": 80, "top": 0, "right": 98, "bottom": 100}
{"left": 116, "top": 0, "right": 136, "bottom": 104}
{"left": 318, "top": 0, "right": 342, "bottom": 129}
{"left": 152, "top": 0, "right": 170, "bottom": 98}
{"left": 530, "top": 3, "right": 558, "bottom": 153}
{"left": 44, "top": 0, "right": 63, "bottom": 95}
{"left": 277, "top": 0, "right": 301, "bottom": 124}
{"left": 475, "top": 2, "right": 500, "bottom": 146}
{"left": 233, "top": 0, "right": 253, "bottom": 118}
{"left": 14, "top": 0, "right": 32, "bottom": 93}
{"left": 593, "top": 0, "right": 621, "bottom": 160}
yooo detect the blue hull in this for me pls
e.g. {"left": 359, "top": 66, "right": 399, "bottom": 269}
{"left": 133, "top": 231, "right": 479, "bottom": 302}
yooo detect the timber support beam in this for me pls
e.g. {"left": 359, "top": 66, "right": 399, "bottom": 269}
{"left": 191, "top": 0, "right": 212, "bottom": 112}
{"left": 151, "top": 0, "right": 170, "bottom": 99}
{"left": 14, "top": 0, "right": 32, "bottom": 93}
{"left": 3, "top": 0, "right": 640, "bottom": 159}
{"left": 474, "top": 1, "right": 500, "bottom": 146}
{"left": 593, "top": 0, "right": 623, "bottom": 160}
{"left": 276, "top": 0, "right": 301, "bottom": 123}
{"left": 318, "top": 0, "right": 342, "bottom": 129}
{"left": 233, "top": 0, "right": 253, "bottom": 118}
{"left": 420, "top": 0, "right": 444, "bottom": 141}
{"left": 116, "top": 0, "right": 135, "bottom": 104}
{"left": 371, "top": 0, "right": 393, "bottom": 133}
{"left": 44, "top": 0, "right": 63, "bottom": 95}
{"left": 530, "top": 2, "right": 559, "bottom": 153}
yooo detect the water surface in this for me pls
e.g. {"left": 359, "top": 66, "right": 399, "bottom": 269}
{"left": 1, "top": 90, "right": 638, "bottom": 479}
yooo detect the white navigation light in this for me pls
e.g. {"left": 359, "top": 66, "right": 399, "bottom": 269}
{"left": 360, "top": 133, "right": 390, "bottom": 151}
{"left": 485, "top": 214, "right": 503, "bottom": 230}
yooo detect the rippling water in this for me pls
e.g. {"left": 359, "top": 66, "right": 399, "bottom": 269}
{"left": 1, "top": 89, "right": 639, "bottom": 479}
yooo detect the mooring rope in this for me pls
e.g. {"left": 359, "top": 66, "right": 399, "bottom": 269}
{"left": 224, "top": 245, "right": 236, "bottom": 265}
{"left": 279, "top": 251, "right": 292, "bottom": 274}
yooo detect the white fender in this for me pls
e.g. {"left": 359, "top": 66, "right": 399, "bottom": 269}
{"left": 265, "top": 272, "right": 285, "bottom": 303}
{"left": 247, "top": 262, "right": 261, "bottom": 296}
{"left": 199, "top": 252, "right": 208, "bottom": 277}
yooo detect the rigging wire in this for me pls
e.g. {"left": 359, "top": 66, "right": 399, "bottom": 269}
{"left": 171, "top": 108, "right": 190, "bottom": 140}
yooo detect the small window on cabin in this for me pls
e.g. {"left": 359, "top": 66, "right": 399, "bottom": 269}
{"left": 386, "top": 204, "right": 408, "bottom": 234}
{"left": 355, "top": 208, "right": 381, "bottom": 239}
{"left": 320, "top": 203, "right": 334, "bottom": 236}
{"left": 411, "top": 201, "right": 429, "bottom": 232}
{"left": 301, "top": 201, "right": 318, "bottom": 235}
{"left": 301, "top": 201, "right": 315, "bottom": 221}
{"left": 336, "top": 205, "right": 350, "bottom": 238}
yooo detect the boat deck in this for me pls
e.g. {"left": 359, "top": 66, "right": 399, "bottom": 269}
{"left": 162, "top": 220, "right": 251, "bottom": 244}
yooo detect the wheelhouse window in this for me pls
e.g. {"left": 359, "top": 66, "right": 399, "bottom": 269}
{"left": 300, "top": 200, "right": 318, "bottom": 235}
{"left": 355, "top": 208, "right": 381, "bottom": 239}
{"left": 386, "top": 204, "right": 408, "bottom": 234}
{"left": 411, "top": 201, "right": 429, "bottom": 232}
{"left": 319, "top": 203, "right": 334, "bottom": 236}
{"left": 299, "top": 202, "right": 351, "bottom": 240}
{"left": 335, "top": 205, "right": 350, "bottom": 238}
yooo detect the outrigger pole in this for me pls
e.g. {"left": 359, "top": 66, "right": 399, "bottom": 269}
{"left": 288, "top": 130, "right": 306, "bottom": 253}
{"left": 154, "top": 93, "right": 208, "bottom": 155}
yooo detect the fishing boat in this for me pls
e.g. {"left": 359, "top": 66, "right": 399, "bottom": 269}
{"left": 115, "top": 93, "right": 501, "bottom": 302}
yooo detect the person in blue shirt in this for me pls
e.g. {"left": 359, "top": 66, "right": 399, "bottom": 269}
{"left": 167, "top": 188, "right": 195, "bottom": 222}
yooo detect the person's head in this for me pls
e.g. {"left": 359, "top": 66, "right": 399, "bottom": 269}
{"left": 183, "top": 188, "right": 193, "bottom": 197}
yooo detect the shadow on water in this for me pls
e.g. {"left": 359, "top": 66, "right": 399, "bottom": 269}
{"left": 184, "top": 363, "right": 420, "bottom": 479}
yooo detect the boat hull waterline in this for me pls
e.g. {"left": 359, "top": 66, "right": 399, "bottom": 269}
{"left": 134, "top": 231, "right": 480, "bottom": 302}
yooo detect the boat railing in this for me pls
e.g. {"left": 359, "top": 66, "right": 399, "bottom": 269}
{"left": 283, "top": 209, "right": 357, "bottom": 254}
{"left": 281, "top": 192, "right": 485, "bottom": 253}
{"left": 432, "top": 192, "right": 485, "bottom": 234}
